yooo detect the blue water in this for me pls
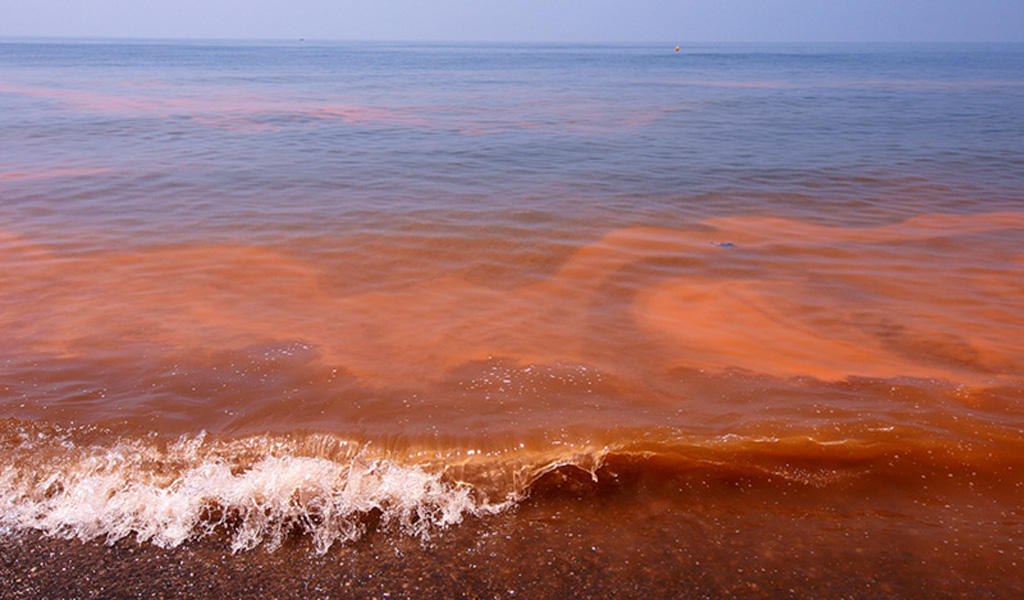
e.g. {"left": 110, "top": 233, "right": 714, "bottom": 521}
{"left": 2, "top": 41, "right": 1023, "bottom": 242}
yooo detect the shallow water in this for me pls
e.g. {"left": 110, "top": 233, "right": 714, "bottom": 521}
{"left": 1, "top": 40, "right": 1023, "bottom": 597}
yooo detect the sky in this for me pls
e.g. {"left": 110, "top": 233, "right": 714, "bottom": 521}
{"left": 1, "top": 0, "right": 1023, "bottom": 43}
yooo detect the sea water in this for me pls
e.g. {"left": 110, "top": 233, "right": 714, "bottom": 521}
{"left": 1, "top": 40, "right": 1023, "bottom": 598}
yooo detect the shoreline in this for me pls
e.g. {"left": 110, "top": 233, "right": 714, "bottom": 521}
{"left": 3, "top": 495, "right": 1018, "bottom": 600}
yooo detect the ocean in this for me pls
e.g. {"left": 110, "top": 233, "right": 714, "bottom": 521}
{"left": 1, "top": 40, "right": 1023, "bottom": 598}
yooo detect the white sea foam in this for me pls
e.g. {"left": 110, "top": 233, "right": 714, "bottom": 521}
{"left": 0, "top": 430, "right": 510, "bottom": 554}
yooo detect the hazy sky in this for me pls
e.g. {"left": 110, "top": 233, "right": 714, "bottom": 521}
{"left": 2, "top": 0, "right": 1023, "bottom": 43}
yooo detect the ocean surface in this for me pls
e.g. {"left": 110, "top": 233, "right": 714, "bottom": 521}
{"left": 1, "top": 40, "right": 1023, "bottom": 598}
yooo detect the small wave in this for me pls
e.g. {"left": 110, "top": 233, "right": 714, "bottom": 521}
{"left": 2, "top": 420, "right": 1021, "bottom": 554}
{"left": 0, "top": 425, "right": 511, "bottom": 554}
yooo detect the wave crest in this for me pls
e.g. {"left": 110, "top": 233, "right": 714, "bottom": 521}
{"left": 4, "top": 419, "right": 1020, "bottom": 554}
{"left": 0, "top": 426, "right": 509, "bottom": 554}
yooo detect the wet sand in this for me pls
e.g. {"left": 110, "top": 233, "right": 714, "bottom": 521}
{"left": 1, "top": 516, "right": 1013, "bottom": 599}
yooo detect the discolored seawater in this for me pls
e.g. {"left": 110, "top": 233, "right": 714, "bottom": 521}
{"left": 1, "top": 40, "right": 1023, "bottom": 597}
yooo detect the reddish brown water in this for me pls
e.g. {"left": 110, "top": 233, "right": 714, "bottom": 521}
{"left": 2, "top": 209, "right": 1022, "bottom": 595}
{"left": 3, "top": 210, "right": 1024, "bottom": 424}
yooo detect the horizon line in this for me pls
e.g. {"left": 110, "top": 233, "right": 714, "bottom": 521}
{"left": 3, "top": 35, "right": 1023, "bottom": 46}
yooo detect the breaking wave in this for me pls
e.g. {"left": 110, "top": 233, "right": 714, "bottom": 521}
{"left": 2, "top": 419, "right": 1021, "bottom": 555}
{"left": 0, "top": 423, "right": 516, "bottom": 554}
